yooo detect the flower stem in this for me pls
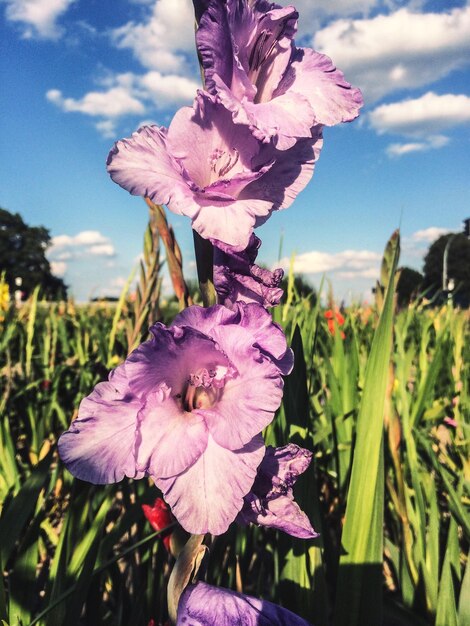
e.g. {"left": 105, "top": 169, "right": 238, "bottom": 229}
{"left": 193, "top": 230, "right": 216, "bottom": 307}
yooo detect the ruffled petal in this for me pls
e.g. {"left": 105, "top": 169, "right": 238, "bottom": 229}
{"left": 172, "top": 303, "right": 293, "bottom": 376}
{"left": 167, "top": 93, "right": 261, "bottom": 190}
{"left": 202, "top": 325, "right": 284, "bottom": 448}
{"left": 245, "top": 129, "right": 323, "bottom": 212}
{"left": 243, "top": 89, "right": 314, "bottom": 149}
{"left": 125, "top": 325, "right": 231, "bottom": 400}
{"left": 58, "top": 367, "right": 143, "bottom": 484}
{"left": 172, "top": 304, "right": 239, "bottom": 337}
{"left": 156, "top": 434, "right": 264, "bottom": 535}
{"left": 213, "top": 235, "right": 284, "bottom": 308}
{"left": 236, "top": 303, "right": 293, "bottom": 374}
{"left": 241, "top": 493, "right": 317, "bottom": 539}
{"left": 197, "top": 0, "right": 255, "bottom": 101}
{"left": 276, "top": 47, "right": 364, "bottom": 127}
{"left": 106, "top": 125, "right": 192, "bottom": 209}
{"left": 177, "top": 582, "right": 313, "bottom": 626}
{"left": 192, "top": 197, "right": 272, "bottom": 251}
{"left": 237, "top": 444, "right": 318, "bottom": 539}
{"left": 135, "top": 389, "right": 209, "bottom": 479}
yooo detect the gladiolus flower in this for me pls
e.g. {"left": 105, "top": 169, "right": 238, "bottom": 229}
{"left": 196, "top": 0, "right": 363, "bottom": 149}
{"left": 325, "top": 308, "right": 346, "bottom": 339}
{"left": 177, "top": 582, "right": 312, "bottom": 625}
{"left": 107, "top": 92, "right": 321, "bottom": 250}
{"left": 58, "top": 303, "right": 293, "bottom": 535}
{"left": 237, "top": 444, "right": 318, "bottom": 538}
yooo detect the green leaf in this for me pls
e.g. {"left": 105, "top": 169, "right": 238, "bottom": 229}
{"left": 334, "top": 230, "right": 400, "bottom": 626}
{"left": 435, "top": 519, "right": 459, "bottom": 626}
{"left": 0, "top": 452, "right": 51, "bottom": 565}
{"left": 458, "top": 549, "right": 470, "bottom": 625}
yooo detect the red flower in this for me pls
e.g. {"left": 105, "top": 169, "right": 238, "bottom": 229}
{"left": 324, "top": 308, "right": 346, "bottom": 339}
{"left": 142, "top": 497, "right": 174, "bottom": 551}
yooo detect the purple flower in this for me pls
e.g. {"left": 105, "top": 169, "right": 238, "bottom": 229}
{"left": 214, "top": 234, "right": 284, "bottom": 308}
{"left": 196, "top": 0, "right": 363, "bottom": 149}
{"left": 177, "top": 582, "right": 313, "bottom": 625}
{"left": 106, "top": 91, "right": 321, "bottom": 250}
{"left": 237, "top": 444, "right": 318, "bottom": 539}
{"left": 58, "top": 303, "right": 293, "bottom": 535}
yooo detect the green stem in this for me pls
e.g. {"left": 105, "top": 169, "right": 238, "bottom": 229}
{"left": 193, "top": 230, "right": 216, "bottom": 308}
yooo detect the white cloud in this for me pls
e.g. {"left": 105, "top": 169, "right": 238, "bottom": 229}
{"left": 313, "top": 6, "right": 470, "bottom": 102}
{"left": 336, "top": 267, "right": 379, "bottom": 279}
{"left": 369, "top": 92, "right": 470, "bottom": 136}
{"left": 46, "top": 86, "right": 145, "bottom": 118}
{"left": 46, "top": 68, "right": 198, "bottom": 135}
{"left": 411, "top": 227, "right": 451, "bottom": 243}
{"left": 88, "top": 244, "right": 116, "bottom": 257}
{"left": 140, "top": 71, "right": 198, "bottom": 106}
{"left": 4, "top": 0, "right": 75, "bottom": 39}
{"left": 50, "top": 260, "right": 67, "bottom": 276}
{"left": 279, "top": 0, "right": 379, "bottom": 37}
{"left": 48, "top": 230, "right": 116, "bottom": 259}
{"left": 386, "top": 134, "right": 450, "bottom": 157}
{"left": 50, "top": 230, "right": 108, "bottom": 249}
{"left": 95, "top": 119, "right": 117, "bottom": 139}
{"left": 279, "top": 249, "right": 381, "bottom": 275}
{"left": 111, "top": 0, "right": 196, "bottom": 72}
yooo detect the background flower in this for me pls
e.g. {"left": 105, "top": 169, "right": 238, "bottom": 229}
{"left": 142, "top": 497, "right": 175, "bottom": 552}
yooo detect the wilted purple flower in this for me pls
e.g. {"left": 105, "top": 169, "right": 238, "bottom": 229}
{"left": 58, "top": 303, "right": 293, "bottom": 535}
{"left": 107, "top": 91, "right": 321, "bottom": 250}
{"left": 197, "top": 0, "right": 363, "bottom": 149}
{"left": 177, "top": 582, "right": 313, "bottom": 625}
{"left": 237, "top": 444, "right": 318, "bottom": 539}
{"left": 214, "top": 234, "right": 283, "bottom": 308}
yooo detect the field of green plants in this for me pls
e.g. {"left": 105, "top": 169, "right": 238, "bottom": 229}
{"left": 0, "top": 231, "right": 469, "bottom": 626}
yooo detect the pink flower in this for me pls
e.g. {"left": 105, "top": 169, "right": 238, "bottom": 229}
{"left": 107, "top": 92, "right": 321, "bottom": 250}
{"left": 58, "top": 303, "right": 293, "bottom": 535}
{"left": 196, "top": 0, "right": 363, "bottom": 149}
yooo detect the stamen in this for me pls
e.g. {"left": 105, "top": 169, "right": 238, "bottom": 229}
{"left": 249, "top": 21, "right": 289, "bottom": 74}
{"left": 218, "top": 149, "right": 239, "bottom": 178}
{"left": 182, "top": 367, "right": 223, "bottom": 411}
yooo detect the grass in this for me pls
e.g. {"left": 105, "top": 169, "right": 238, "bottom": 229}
{"left": 0, "top": 232, "right": 468, "bottom": 625}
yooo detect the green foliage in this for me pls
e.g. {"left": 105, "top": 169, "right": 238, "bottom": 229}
{"left": 0, "top": 232, "right": 469, "bottom": 625}
{"left": 423, "top": 233, "right": 470, "bottom": 306}
{"left": 396, "top": 266, "right": 424, "bottom": 308}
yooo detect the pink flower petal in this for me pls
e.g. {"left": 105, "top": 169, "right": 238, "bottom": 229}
{"left": 156, "top": 434, "right": 265, "bottom": 535}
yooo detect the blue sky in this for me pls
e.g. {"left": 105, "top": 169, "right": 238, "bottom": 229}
{"left": 1, "top": 0, "right": 469, "bottom": 302}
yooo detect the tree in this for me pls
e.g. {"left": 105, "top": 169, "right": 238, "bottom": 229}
{"left": 422, "top": 233, "right": 470, "bottom": 307}
{"left": 0, "top": 208, "right": 67, "bottom": 299}
{"left": 396, "top": 266, "right": 423, "bottom": 308}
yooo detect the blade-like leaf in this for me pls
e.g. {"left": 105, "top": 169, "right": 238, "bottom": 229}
{"left": 334, "top": 230, "right": 400, "bottom": 626}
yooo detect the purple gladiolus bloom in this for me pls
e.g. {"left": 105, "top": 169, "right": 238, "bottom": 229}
{"left": 197, "top": 0, "right": 363, "bottom": 149}
{"left": 238, "top": 444, "right": 318, "bottom": 539}
{"left": 177, "top": 582, "right": 313, "bottom": 625}
{"left": 214, "top": 234, "right": 283, "bottom": 308}
{"left": 58, "top": 303, "right": 293, "bottom": 535}
{"left": 107, "top": 91, "right": 321, "bottom": 250}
